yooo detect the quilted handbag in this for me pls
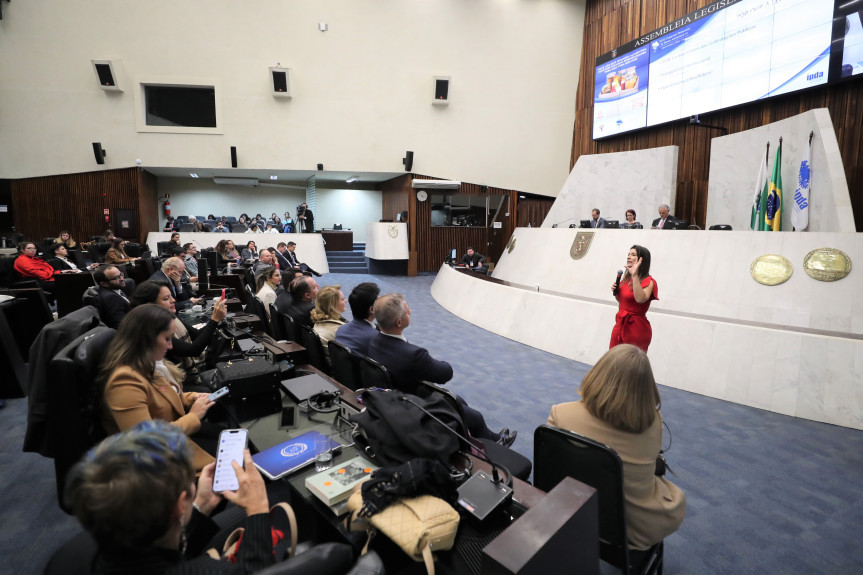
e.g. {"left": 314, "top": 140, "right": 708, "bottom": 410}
{"left": 347, "top": 491, "right": 460, "bottom": 575}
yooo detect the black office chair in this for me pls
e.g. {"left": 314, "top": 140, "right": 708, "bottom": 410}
{"left": 47, "top": 326, "right": 115, "bottom": 512}
{"left": 298, "top": 323, "right": 329, "bottom": 374}
{"left": 357, "top": 354, "right": 391, "bottom": 390}
{"left": 157, "top": 241, "right": 174, "bottom": 258}
{"left": 231, "top": 223, "right": 247, "bottom": 233}
{"left": 708, "top": 224, "right": 732, "bottom": 231}
{"left": 534, "top": 424, "right": 664, "bottom": 575}
{"left": 178, "top": 223, "right": 194, "bottom": 232}
{"left": 417, "top": 381, "right": 532, "bottom": 481}
{"left": 272, "top": 306, "right": 298, "bottom": 342}
{"left": 328, "top": 339, "right": 361, "bottom": 391}
{"left": 244, "top": 286, "right": 271, "bottom": 336}
{"left": 268, "top": 303, "right": 284, "bottom": 340}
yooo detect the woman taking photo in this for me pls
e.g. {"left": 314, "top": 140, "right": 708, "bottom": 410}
{"left": 547, "top": 344, "right": 685, "bottom": 550}
{"left": 241, "top": 240, "right": 258, "bottom": 261}
{"left": 104, "top": 237, "right": 141, "bottom": 265}
{"left": 255, "top": 266, "right": 281, "bottom": 320}
{"left": 99, "top": 304, "right": 216, "bottom": 470}
{"left": 310, "top": 285, "right": 347, "bottom": 363}
{"left": 610, "top": 244, "right": 657, "bottom": 352}
{"left": 65, "top": 420, "right": 277, "bottom": 574}
{"left": 131, "top": 280, "right": 227, "bottom": 374}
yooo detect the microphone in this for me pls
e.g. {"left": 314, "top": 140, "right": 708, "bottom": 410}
{"left": 550, "top": 217, "right": 577, "bottom": 228}
{"left": 613, "top": 269, "right": 623, "bottom": 295}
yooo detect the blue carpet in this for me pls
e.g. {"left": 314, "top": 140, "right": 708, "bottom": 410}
{"left": 3, "top": 271, "right": 862, "bottom": 574}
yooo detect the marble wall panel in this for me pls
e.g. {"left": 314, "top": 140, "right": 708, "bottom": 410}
{"left": 706, "top": 109, "right": 855, "bottom": 232}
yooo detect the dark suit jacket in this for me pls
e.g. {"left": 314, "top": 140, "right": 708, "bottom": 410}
{"left": 149, "top": 270, "right": 193, "bottom": 308}
{"left": 651, "top": 216, "right": 676, "bottom": 229}
{"left": 366, "top": 333, "right": 453, "bottom": 394}
{"left": 98, "top": 285, "right": 132, "bottom": 329}
{"left": 590, "top": 217, "right": 607, "bottom": 228}
{"left": 461, "top": 252, "right": 486, "bottom": 267}
{"left": 284, "top": 249, "right": 302, "bottom": 267}
{"left": 48, "top": 257, "right": 77, "bottom": 271}
{"left": 274, "top": 249, "right": 291, "bottom": 270}
{"left": 334, "top": 318, "right": 377, "bottom": 356}
{"left": 274, "top": 291, "right": 315, "bottom": 328}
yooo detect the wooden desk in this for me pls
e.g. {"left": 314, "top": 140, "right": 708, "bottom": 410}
{"left": 321, "top": 230, "right": 354, "bottom": 251}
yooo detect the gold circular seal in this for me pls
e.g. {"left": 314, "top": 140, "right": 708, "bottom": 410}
{"left": 803, "top": 247, "right": 852, "bottom": 282}
{"left": 506, "top": 236, "right": 517, "bottom": 254}
{"left": 387, "top": 225, "right": 399, "bottom": 238}
{"left": 750, "top": 254, "right": 793, "bottom": 286}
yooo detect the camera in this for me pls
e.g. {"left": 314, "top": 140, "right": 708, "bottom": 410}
{"left": 296, "top": 204, "right": 306, "bottom": 215}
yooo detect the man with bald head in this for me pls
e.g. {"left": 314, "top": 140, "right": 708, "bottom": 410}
{"left": 274, "top": 274, "right": 319, "bottom": 328}
{"left": 149, "top": 256, "right": 200, "bottom": 310}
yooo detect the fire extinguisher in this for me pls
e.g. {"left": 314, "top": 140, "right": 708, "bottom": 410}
{"left": 165, "top": 200, "right": 171, "bottom": 217}
{"left": 103, "top": 208, "right": 110, "bottom": 224}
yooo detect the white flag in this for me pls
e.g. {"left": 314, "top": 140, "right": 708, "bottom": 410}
{"left": 750, "top": 150, "right": 768, "bottom": 231}
{"left": 791, "top": 140, "right": 811, "bottom": 231}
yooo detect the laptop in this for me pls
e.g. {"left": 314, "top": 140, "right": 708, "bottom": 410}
{"left": 252, "top": 430, "right": 341, "bottom": 480}
{"left": 281, "top": 373, "right": 340, "bottom": 403}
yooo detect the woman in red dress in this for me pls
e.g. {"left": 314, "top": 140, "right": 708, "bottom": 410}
{"left": 610, "top": 245, "right": 657, "bottom": 352}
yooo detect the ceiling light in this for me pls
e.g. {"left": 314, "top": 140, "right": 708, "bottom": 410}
{"left": 190, "top": 172, "right": 198, "bottom": 178}
{"left": 213, "top": 177, "right": 259, "bottom": 187}
{"left": 270, "top": 175, "right": 278, "bottom": 180}
{"left": 346, "top": 176, "right": 359, "bottom": 183}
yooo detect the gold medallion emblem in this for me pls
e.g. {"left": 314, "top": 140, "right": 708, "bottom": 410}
{"left": 803, "top": 247, "right": 851, "bottom": 282}
{"left": 387, "top": 225, "right": 399, "bottom": 238}
{"left": 750, "top": 254, "right": 793, "bottom": 286}
{"left": 569, "top": 231, "right": 594, "bottom": 260}
{"left": 506, "top": 236, "right": 517, "bottom": 254}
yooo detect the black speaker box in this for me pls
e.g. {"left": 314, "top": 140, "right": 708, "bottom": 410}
{"left": 272, "top": 70, "right": 288, "bottom": 93}
{"left": 403, "top": 151, "right": 414, "bottom": 172}
{"left": 230, "top": 146, "right": 238, "bottom": 168}
{"left": 435, "top": 78, "right": 449, "bottom": 101}
{"left": 214, "top": 357, "right": 281, "bottom": 400}
{"left": 94, "top": 63, "right": 116, "bottom": 87}
{"left": 92, "top": 143, "right": 106, "bottom": 165}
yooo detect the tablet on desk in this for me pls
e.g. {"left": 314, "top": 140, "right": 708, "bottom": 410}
{"left": 252, "top": 430, "right": 341, "bottom": 480}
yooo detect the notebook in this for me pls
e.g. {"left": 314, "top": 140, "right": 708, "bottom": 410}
{"left": 252, "top": 430, "right": 341, "bottom": 480}
{"left": 281, "top": 373, "right": 340, "bottom": 403}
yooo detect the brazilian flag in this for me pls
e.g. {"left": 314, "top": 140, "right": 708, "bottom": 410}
{"left": 764, "top": 145, "right": 782, "bottom": 231}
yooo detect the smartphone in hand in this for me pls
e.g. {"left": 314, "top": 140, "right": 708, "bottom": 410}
{"left": 221, "top": 288, "right": 226, "bottom": 300}
{"left": 213, "top": 429, "right": 248, "bottom": 493}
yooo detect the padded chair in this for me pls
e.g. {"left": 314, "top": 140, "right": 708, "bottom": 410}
{"left": 178, "top": 223, "right": 195, "bottom": 232}
{"left": 157, "top": 241, "right": 174, "bottom": 258}
{"left": 231, "top": 223, "right": 247, "bottom": 233}
{"left": 70, "top": 249, "right": 88, "bottom": 268}
{"left": 48, "top": 326, "right": 116, "bottom": 512}
{"left": 534, "top": 424, "right": 664, "bottom": 575}
{"left": 273, "top": 306, "right": 298, "bottom": 342}
{"left": 328, "top": 339, "right": 361, "bottom": 391}
{"left": 299, "top": 323, "right": 329, "bottom": 374}
{"left": 417, "top": 381, "right": 532, "bottom": 481}
{"left": 357, "top": 354, "right": 391, "bottom": 390}
{"left": 175, "top": 215, "right": 189, "bottom": 225}
{"left": 267, "top": 303, "right": 284, "bottom": 340}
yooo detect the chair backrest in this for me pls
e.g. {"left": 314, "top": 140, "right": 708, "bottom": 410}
{"left": 156, "top": 241, "right": 174, "bottom": 258}
{"left": 357, "top": 354, "right": 391, "bottom": 390}
{"left": 273, "top": 306, "right": 298, "bottom": 342}
{"left": 534, "top": 424, "right": 631, "bottom": 570}
{"left": 231, "top": 223, "right": 247, "bottom": 233}
{"left": 248, "top": 296, "right": 272, "bottom": 336}
{"left": 48, "top": 326, "right": 115, "bottom": 512}
{"left": 708, "top": 224, "right": 733, "bottom": 231}
{"left": 178, "top": 223, "right": 194, "bottom": 232}
{"left": 299, "top": 323, "right": 330, "bottom": 373}
{"left": 268, "top": 303, "right": 283, "bottom": 340}
{"left": 70, "top": 249, "right": 88, "bottom": 268}
{"left": 175, "top": 215, "right": 189, "bottom": 224}
{"left": 328, "top": 339, "right": 361, "bottom": 391}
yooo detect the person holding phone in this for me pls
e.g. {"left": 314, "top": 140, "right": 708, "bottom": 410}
{"left": 99, "top": 304, "right": 218, "bottom": 470}
{"left": 65, "top": 420, "right": 277, "bottom": 574}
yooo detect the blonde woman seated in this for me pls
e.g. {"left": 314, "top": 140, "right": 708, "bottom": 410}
{"left": 255, "top": 266, "right": 281, "bottom": 320}
{"left": 99, "top": 304, "right": 217, "bottom": 471}
{"left": 310, "top": 285, "right": 347, "bottom": 364}
{"left": 547, "top": 344, "right": 685, "bottom": 550}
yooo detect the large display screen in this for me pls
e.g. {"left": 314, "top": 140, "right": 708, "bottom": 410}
{"left": 593, "top": 0, "right": 857, "bottom": 140}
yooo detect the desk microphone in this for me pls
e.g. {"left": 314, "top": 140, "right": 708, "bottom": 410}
{"left": 613, "top": 269, "right": 623, "bottom": 295}
{"left": 398, "top": 394, "right": 515, "bottom": 522}
{"left": 550, "top": 217, "right": 577, "bottom": 228}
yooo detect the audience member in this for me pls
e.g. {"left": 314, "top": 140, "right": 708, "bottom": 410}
{"left": 264, "top": 223, "right": 279, "bottom": 233}
{"left": 165, "top": 232, "right": 185, "bottom": 256}
{"left": 188, "top": 216, "right": 205, "bottom": 233}
{"left": 215, "top": 239, "right": 240, "bottom": 271}
{"left": 182, "top": 243, "right": 199, "bottom": 282}
{"left": 246, "top": 224, "right": 262, "bottom": 234}
{"left": 54, "top": 230, "right": 78, "bottom": 249}
{"left": 311, "top": 285, "right": 347, "bottom": 364}
{"left": 162, "top": 217, "right": 176, "bottom": 232}
{"left": 241, "top": 241, "right": 258, "bottom": 261}
{"left": 13, "top": 241, "right": 58, "bottom": 292}
{"left": 65, "top": 420, "right": 276, "bottom": 574}
{"left": 98, "top": 304, "right": 217, "bottom": 470}
{"left": 273, "top": 242, "right": 291, "bottom": 269}
{"left": 149, "top": 257, "right": 199, "bottom": 310}
{"left": 334, "top": 282, "right": 380, "bottom": 356}
{"left": 282, "top": 241, "right": 321, "bottom": 277}
{"left": 282, "top": 212, "right": 294, "bottom": 233}
{"left": 212, "top": 221, "right": 229, "bottom": 233}
{"left": 252, "top": 249, "right": 275, "bottom": 276}
{"left": 367, "top": 293, "right": 515, "bottom": 445}
{"left": 93, "top": 265, "right": 134, "bottom": 328}
{"left": 590, "top": 208, "right": 607, "bottom": 228}
{"left": 48, "top": 244, "right": 97, "bottom": 272}
{"left": 547, "top": 344, "right": 686, "bottom": 549}
{"left": 255, "top": 266, "right": 281, "bottom": 320}
{"left": 274, "top": 275, "right": 319, "bottom": 328}
{"left": 104, "top": 237, "right": 141, "bottom": 265}
{"left": 651, "top": 204, "right": 676, "bottom": 230}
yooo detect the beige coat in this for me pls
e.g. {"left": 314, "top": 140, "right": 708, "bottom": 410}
{"left": 547, "top": 401, "right": 685, "bottom": 549}
{"left": 313, "top": 318, "right": 346, "bottom": 364}
{"left": 102, "top": 365, "right": 214, "bottom": 470}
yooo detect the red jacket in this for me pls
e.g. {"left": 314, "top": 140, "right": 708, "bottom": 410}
{"left": 14, "top": 255, "right": 56, "bottom": 281}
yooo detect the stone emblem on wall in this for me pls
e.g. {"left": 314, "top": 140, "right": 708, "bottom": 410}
{"left": 387, "top": 225, "right": 399, "bottom": 238}
{"left": 803, "top": 248, "right": 852, "bottom": 282}
{"left": 570, "top": 231, "right": 594, "bottom": 260}
{"left": 506, "top": 236, "right": 517, "bottom": 254}
{"left": 749, "top": 254, "right": 793, "bottom": 286}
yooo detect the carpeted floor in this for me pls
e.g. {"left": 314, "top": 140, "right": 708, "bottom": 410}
{"left": 2, "top": 271, "right": 862, "bottom": 574}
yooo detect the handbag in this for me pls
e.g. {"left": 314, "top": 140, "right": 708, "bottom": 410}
{"left": 347, "top": 491, "right": 460, "bottom": 575}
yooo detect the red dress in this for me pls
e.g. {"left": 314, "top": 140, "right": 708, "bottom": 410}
{"left": 609, "top": 276, "right": 658, "bottom": 352}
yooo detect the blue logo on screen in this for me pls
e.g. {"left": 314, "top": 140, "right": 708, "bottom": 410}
{"left": 281, "top": 443, "right": 308, "bottom": 458}
{"left": 806, "top": 71, "right": 823, "bottom": 82}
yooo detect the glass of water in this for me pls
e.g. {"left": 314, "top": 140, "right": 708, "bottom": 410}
{"left": 314, "top": 433, "right": 334, "bottom": 472}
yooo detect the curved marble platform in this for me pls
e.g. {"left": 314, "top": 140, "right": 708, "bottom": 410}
{"left": 431, "top": 228, "right": 863, "bottom": 430}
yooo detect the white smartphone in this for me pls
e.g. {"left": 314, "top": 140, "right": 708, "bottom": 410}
{"left": 213, "top": 429, "right": 248, "bottom": 493}
{"left": 209, "top": 386, "right": 230, "bottom": 402}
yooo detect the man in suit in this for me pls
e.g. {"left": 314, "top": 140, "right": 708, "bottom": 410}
{"left": 149, "top": 257, "right": 200, "bottom": 310}
{"left": 366, "top": 293, "right": 516, "bottom": 445}
{"left": 460, "top": 247, "right": 488, "bottom": 273}
{"left": 48, "top": 244, "right": 98, "bottom": 272}
{"left": 334, "top": 282, "right": 380, "bottom": 356}
{"left": 94, "top": 265, "right": 134, "bottom": 329}
{"left": 274, "top": 242, "right": 292, "bottom": 270}
{"left": 274, "top": 275, "right": 319, "bottom": 329}
{"left": 590, "top": 208, "right": 607, "bottom": 228}
{"left": 282, "top": 241, "right": 321, "bottom": 277}
{"left": 651, "top": 204, "right": 676, "bottom": 230}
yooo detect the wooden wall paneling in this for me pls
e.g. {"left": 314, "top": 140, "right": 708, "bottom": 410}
{"left": 577, "top": 0, "right": 863, "bottom": 231}
{"left": 380, "top": 174, "right": 411, "bottom": 222}
{"left": 138, "top": 168, "right": 159, "bottom": 244}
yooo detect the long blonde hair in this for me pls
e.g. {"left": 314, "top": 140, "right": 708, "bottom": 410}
{"left": 579, "top": 344, "right": 660, "bottom": 433}
{"left": 310, "top": 285, "right": 344, "bottom": 323}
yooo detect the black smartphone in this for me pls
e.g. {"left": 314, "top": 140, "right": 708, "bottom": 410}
{"left": 280, "top": 406, "right": 297, "bottom": 429}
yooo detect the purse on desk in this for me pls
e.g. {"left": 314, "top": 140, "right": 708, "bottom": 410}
{"left": 346, "top": 491, "right": 459, "bottom": 575}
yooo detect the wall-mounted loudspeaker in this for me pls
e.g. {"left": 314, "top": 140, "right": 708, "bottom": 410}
{"left": 433, "top": 76, "right": 450, "bottom": 105}
{"left": 403, "top": 151, "right": 414, "bottom": 172}
{"left": 91, "top": 60, "right": 123, "bottom": 92}
{"left": 230, "top": 146, "right": 238, "bottom": 168}
{"left": 92, "top": 142, "right": 106, "bottom": 165}
{"left": 269, "top": 67, "right": 292, "bottom": 98}
{"left": 317, "top": 164, "right": 324, "bottom": 171}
